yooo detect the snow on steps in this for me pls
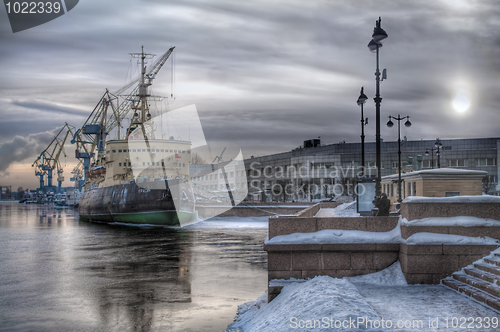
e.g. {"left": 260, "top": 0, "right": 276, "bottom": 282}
{"left": 442, "top": 252, "right": 500, "bottom": 312}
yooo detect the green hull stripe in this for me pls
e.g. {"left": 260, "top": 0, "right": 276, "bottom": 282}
{"left": 79, "top": 210, "right": 193, "bottom": 226}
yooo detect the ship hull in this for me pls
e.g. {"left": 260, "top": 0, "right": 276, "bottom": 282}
{"left": 78, "top": 179, "right": 195, "bottom": 226}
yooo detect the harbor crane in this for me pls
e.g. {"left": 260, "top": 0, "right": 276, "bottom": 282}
{"left": 71, "top": 46, "right": 175, "bottom": 181}
{"left": 32, "top": 123, "right": 75, "bottom": 191}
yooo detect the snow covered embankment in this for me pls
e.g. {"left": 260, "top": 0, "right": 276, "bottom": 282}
{"left": 226, "top": 262, "right": 406, "bottom": 332}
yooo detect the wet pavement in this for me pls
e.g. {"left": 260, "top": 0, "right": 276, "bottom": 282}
{"left": 0, "top": 202, "right": 268, "bottom": 331}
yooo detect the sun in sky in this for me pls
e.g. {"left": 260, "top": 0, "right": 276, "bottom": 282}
{"left": 452, "top": 88, "right": 470, "bottom": 113}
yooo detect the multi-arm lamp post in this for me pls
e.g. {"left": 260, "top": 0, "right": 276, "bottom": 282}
{"left": 387, "top": 115, "right": 411, "bottom": 203}
{"left": 368, "top": 17, "right": 388, "bottom": 200}
{"left": 425, "top": 139, "right": 443, "bottom": 169}
{"left": 357, "top": 87, "right": 368, "bottom": 176}
{"left": 425, "top": 147, "right": 435, "bottom": 169}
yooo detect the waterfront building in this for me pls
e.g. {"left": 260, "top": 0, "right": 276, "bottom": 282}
{"left": 243, "top": 138, "right": 500, "bottom": 202}
{"left": 381, "top": 168, "right": 487, "bottom": 204}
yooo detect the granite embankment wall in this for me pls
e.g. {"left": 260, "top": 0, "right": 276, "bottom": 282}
{"left": 265, "top": 199, "right": 500, "bottom": 301}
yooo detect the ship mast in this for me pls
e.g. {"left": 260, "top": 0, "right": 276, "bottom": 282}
{"left": 127, "top": 45, "right": 156, "bottom": 140}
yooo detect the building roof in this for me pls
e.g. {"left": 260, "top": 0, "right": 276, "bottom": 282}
{"left": 382, "top": 168, "right": 488, "bottom": 180}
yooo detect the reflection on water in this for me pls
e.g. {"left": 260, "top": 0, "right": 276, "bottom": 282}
{"left": 0, "top": 202, "right": 267, "bottom": 331}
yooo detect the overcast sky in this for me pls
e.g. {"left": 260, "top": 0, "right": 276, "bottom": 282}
{"left": 1, "top": 0, "right": 499, "bottom": 189}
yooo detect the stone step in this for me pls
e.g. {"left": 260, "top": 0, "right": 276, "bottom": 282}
{"left": 442, "top": 278, "right": 500, "bottom": 312}
{"left": 484, "top": 257, "right": 500, "bottom": 268}
{"left": 453, "top": 273, "right": 500, "bottom": 298}
{"left": 474, "top": 262, "right": 500, "bottom": 277}
{"left": 464, "top": 267, "right": 500, "bottom": 286}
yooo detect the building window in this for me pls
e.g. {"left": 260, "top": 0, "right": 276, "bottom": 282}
{"left": 448, "top": 159, "right": 465, "bottom": 167}
{"left": 477, "top": 158, "right": 497, "bottom": 166}
{"left": 390, "top": 184, "right": 394, "bottom": 197}
{"left": 119, "top": 163, "right": 122, "bottom": 166}
{"left": 341, "top": 161, "right": 358, "bottom": 168}
{"left": 112, "top": 150, "right": 116, "bottom": 153}
{"left": 392, "top": 161, "right": 398, "bottom": 169}
{"left": 407, "top": 182, "right": 411, "bottom": 197}
{"left": 118, "top": 150, "right": 122, "bottom": 153}
{"left": 132, "top": 149, "right": 136, "bottom": 152}
{"left": 422, "top": 160, "right": 437, "bottom": 168}
{"left": 143, "top": 162, "right": 145, "bottom": 166}
{"left": 412, "top": 182, "right": 416, "bottom": 196}
{"left": 445, "top": 191, "right": 460, "bottom": 197}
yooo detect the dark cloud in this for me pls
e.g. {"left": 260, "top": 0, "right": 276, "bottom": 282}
{"left": 0, "top": 128, "right": 60, "bottom": 172}
{"left": 1, "top": 0, "right": 500, "bottom": 187}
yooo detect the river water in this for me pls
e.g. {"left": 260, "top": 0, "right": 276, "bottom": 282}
{"left": 0, "top": 202, "right": 268, "bottom": 332}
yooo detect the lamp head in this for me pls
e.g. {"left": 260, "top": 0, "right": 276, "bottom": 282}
{"left": 386, "top": 117, "right": 394, "bottom": 128}
{"left": 404, "top": 117, "right": 411, "bottom": 127}
{"left": 372, "top": 17, "right": 388, "bottom": 43}
{"left": 425, "top": 149, "right": 429, "bottom": 156}
{"left": 367, "top": 39, "right": 381, "bottom": 53}
{"left": 435, "top": 138, "right": 442, "bottom": 148}
{"left": 357, "top": 87, "right": 368, "bottom": 105}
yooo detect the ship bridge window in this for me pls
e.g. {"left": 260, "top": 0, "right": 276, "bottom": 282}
{"left": 182, "top": 151, "right": 185, "bottom": 153}
{"left": 133, "top": 149, "right": 136, "bottom": 152}
{"left": 119, "top": 163, "right": 122, "bottom": 166}
{"left": 112, "top": 150, "right": 116, "bottom": 153}
{"left": 143, "top": 162, "right": 145, "bottom": 166}
{"left": 119, "top": 150, "right": 122, "bottom": 153}
{"left": 147, "top": 149, "right": 150, "bottom": 152}
{"left": 142, "top": 149, "right": 146, "bottom": 152}
{"left": 188, "top": 151, "right": 190, "bottom": 154}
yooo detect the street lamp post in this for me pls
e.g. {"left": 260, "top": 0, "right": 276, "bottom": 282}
{"left": 435, "top": 138, "right": 443, "bottom": 168}
{"left": 357, "top": 87, "right": 368, "bottom": 176}
{"left": 387, "top": 115, "right": 411, "bottom": 203}
{"left": 425, "top": 147, "right": 435, "bottom": 169}
{"left": 368, "top": 17, "right": 388, "bottom": 200}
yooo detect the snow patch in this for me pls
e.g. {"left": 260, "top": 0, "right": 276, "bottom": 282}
{"left": 183, "top": 216, "right": 269, "bottom": 229}
{"left": 315, "top": 201, "right": 360, "bottom": 217}
{"left": 401, "top": 216, "right": 500, "bottom": 227}
{"left": 403, "top": 195, "right": 500, "bottom": 204}
{"left": 347, "top": 261, "right": 408, "bottom": 286}
{"left": 226, "top": 276, "right": 383, "bottom": 332}
{"left": 265, "top": 218, "right": 401, "bottom": 245}
{"left": 405, "top": 232, "right": 500, "bottom": 245}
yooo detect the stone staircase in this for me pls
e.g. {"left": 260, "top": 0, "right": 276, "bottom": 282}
{"left": 442, "top": 253, "right": 500, "bottom": 312}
